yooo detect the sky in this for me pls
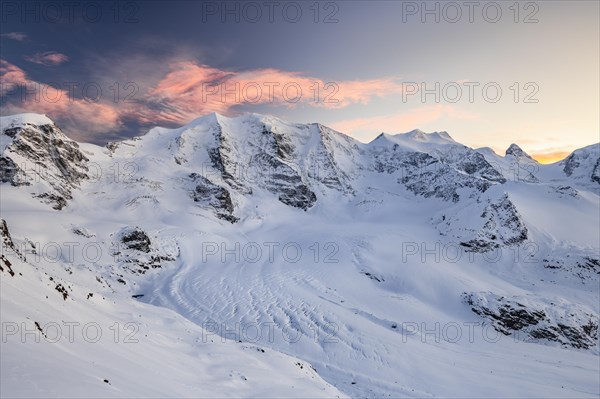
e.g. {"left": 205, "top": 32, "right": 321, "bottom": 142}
{"left": 0, "top": 0, "right": 598, "bottom": 163}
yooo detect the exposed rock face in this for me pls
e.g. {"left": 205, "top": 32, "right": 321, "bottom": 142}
{"left": 562, "top": 144, "right": 600, "bottom": 185}
{"left": 541, "top": 254, "right": 600, "bottom": 285}
{"left": 1, "top": 121, "right": 89, "bottom": 209}
{"left": 563, "top": 150, "right": 584, "bottom": 176}
{"left": 189, "top": 173, "right": 238, "bottom": 222}
{"left": 1, "top": 219, "right": 18, "bottom": 254}
{"left": 456, "top": 152, "right": 505, "bottom": 180}
{"left": 437, "top": 193, "right": 528, "bottom": 252}
{"left": 370, "top": 143, "right": 506, "bottom": 202}
{"left": 276, "top": 184, "right": 317, "bottom": 210}
{"left": 35, "top": 193, "right": 68, "bottom": 210}
{"left": 255, "top": 124, "right": 317, "bottom": 210}
{"left": 206, "top": 118, "right": 322, "bottom": 210}
{"left": 208, "top": 122, "right": 250, "bottom": 194}
{"left": 549, "top": 185, "right": 579, "bottom": 198}
{"left": 113, "top": 227, "right": 178, "bottom": 275}
{"left": 72, "top": 226, "right": 95, "bottom": 238}
{"left": 0, "top": 156, "right": 28, "bottom": 186}
{"left": 0, "top": 219, "right": 25, "bottom": 276}
{"left": 307, "top": 124, "right": 355, "bottom": 194}
{"left": 464, "top": 292, "right": 599, "bottom": 349}
{"left": 497, "top": 144, "right": 540, "bottom": 183}
{"left": 121, "top": 228, "right": 152, "bottom": 253}
{"left": 372, "top": 149, "right": 436, "bottom": 175}
{"left": 505, "top": 143, "right": 534, "bottom": 161}
{"left": 467, "top": 194, "right": 528, "bottom": 249}
{"left": 592, "top": 158, "right": 600, "bottom": 184}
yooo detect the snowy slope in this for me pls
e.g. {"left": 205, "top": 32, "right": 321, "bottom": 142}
{"left": 1, "top": 113, "right": 598, "bottom": 398}
{"left": 0, "top": 244, "right": 343, "bottom": 398}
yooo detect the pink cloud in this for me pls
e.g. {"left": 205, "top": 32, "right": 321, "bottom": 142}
{"left": 0, "top": 32, "right": 27, "bottom": 41}
{"left": 142, "top": 62, "right": 404, "bottom": 124}
{"left": 25, "top": 52, "right": 69, "bottom": 66}
{"left": 0, "top": 60, "right": 120, "bottom": 139}
{"left": 1, "top": 58, "right": 410, "bottom": 139}
{"left": 139, "top": 62, "right": 234, "bottom": 124}
{"left": 0, "top": 59, "right": 29, "bottom": 86}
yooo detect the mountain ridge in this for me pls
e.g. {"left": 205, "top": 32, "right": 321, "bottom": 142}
{"left": 3, "top": 112, "right": 594, "bottom": 165}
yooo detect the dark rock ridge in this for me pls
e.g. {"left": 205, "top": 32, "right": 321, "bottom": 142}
{"left": 464, "top": 292, "right": 598, "bottom": 349}
{"left": 0, "top": 219, "right": 25, "bottom": 276}
{"left": 255, "top": 123, "right": 316, "bottom": 210}
{"left": 113, "top": 227, "right": 177, "bottom": 275}
{"left": 189, "top": 173, "right": 238, "bottom": 222}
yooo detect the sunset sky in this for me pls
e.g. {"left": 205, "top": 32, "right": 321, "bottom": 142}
{"left": 1, "top": 0, "right": 598, "bottom": 162}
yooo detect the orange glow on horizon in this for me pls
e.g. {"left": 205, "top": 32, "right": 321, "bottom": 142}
{"left": 531, "top": 151, "right": 571, "bottom": 164}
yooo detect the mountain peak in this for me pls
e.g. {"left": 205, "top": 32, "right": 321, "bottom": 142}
{"left": 505, "top": 143, "right": 534, "bottom": 160}
{"left": 397, "top": 129, "right": 455, "bottom": 143}
{"left": 405, "top": 129, "right": 427, "bottom": 141}
{"left": 0, "top": 113, "right": 54, "bottom": 131}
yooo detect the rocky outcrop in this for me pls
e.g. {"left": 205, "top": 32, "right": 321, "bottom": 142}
{"left": 370, "top": 143, "right": 506, "bottom": 202}
{"left": 437, "top": 193, "right": 528, "bottom": 252}
{"left": 563, "top": 150, "right": 584, "bottom": 177}
{"left": 592, "top": 158, "right": 600, "bottom": 184}
{"left": 0, "top": 219, "right": 24, "bottom": 276}
{"left": 505, "top": 143, "right": 534, "bottom": 161}
{"left": 541, "top": 254, "right": 600, "bottom": 285}
{"left": 1, "top": 121, "right": 89, "bottom": 209}
{"left": 112, "top": 227, "right": 178, "bottom": 275}
{"left": 189, "top": 173, "right": 238, "bottom": 222}
{"left": 464, "top": 292, "right": 598, "bottom": 349}
{"left": 121, "top": 228, "right": 152, "bottom": 253}
{"left": 548, "top": 185, "right": 579, "bottom": 198}
{"left": 0, "top": 156, "right": 28, "bottom": 186}
{"left": 562, "top": 144, "right": 600, "bottom": 185}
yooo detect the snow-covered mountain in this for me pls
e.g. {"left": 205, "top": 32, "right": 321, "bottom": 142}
{"left": 1, "top": 113, "right": 598, "bottom": 397}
